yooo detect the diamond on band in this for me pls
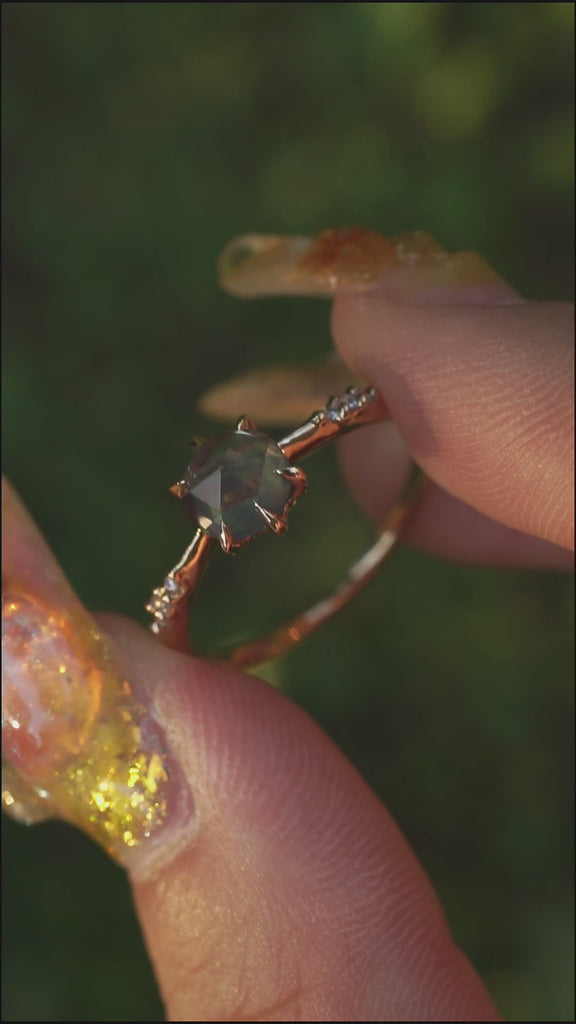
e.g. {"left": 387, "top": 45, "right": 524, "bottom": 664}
{"left": 146, "top": 386, "right": 423, "bottom": 665}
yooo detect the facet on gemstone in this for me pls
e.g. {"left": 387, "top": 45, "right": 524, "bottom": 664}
{"left": 180, "top": 429, "right": 295, "bottom": 546}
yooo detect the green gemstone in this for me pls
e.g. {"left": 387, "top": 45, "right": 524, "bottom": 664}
{"left": 182, "top": 430, "right": 293, "bottom": 544}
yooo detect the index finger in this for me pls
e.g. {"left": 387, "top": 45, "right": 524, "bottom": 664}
{"left": 332, "top": 297, "right": 574, "bottom": 551}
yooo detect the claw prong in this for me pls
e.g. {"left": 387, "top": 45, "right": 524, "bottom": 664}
{"left": 276, "top": 465, "right": 307, "bottom": 504}
{"left": 236, "top": 414, "right": 257, "bottom": 433}
{"left": 219, "top": 523, "right": 235, "bottom": 553}
{"left": 253, "top": 502, "right": 288, "bottom": 535}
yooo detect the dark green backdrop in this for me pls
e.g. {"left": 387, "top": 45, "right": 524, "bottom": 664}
{"left": 2, "top": 4, "right": 573, "bottom": 1021}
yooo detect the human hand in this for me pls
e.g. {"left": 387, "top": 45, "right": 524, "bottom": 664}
{"left": 3, "top": 231, "right": 573, "bottom": 1022}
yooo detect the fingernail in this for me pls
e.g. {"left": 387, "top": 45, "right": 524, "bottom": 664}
{"left": 218, "top": 228, "right": 522, "bottom": 305}
{"left": 2, "top": 481, "right": 193, "bottom": 875}
{"left": 197, "top": 357, "right": 368, "bottom": 426}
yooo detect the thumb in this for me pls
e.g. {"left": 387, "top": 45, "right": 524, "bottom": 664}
{"left": 2, "top": 479, "right": 498, "bottom": 1021}
{"left": 107, "top": 616, "right": 499, "bottom": 1023}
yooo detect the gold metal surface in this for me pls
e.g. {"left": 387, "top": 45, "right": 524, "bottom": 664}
{"left": 147, "top": 387, "right": 425, "bottom": 668}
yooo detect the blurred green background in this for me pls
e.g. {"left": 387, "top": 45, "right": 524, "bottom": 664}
{"left": 2, "top": 3, "right": 573, "bottom": 1021}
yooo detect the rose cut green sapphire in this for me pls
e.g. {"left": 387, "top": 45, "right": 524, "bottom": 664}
{"left": 181, "top": 430, "right": 293, "bottom": 544}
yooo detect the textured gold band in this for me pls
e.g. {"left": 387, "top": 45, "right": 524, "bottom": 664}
{"left": 146, "top": 387, "right": 425, "bottom": 668}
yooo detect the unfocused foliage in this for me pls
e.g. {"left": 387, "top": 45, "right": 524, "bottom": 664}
{"left": 2, "top": 4, "right": 573, "bottom": 1021}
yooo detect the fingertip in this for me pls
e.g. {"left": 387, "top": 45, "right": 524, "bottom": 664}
{"left": 94, "top": 618, "right": 499, "bottom": 1022}
{"left": 332, "top": 297, "right": 574, "bottom": 550}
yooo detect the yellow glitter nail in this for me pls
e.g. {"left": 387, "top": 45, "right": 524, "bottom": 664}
{"left": 2, "top": 593, "right": 175, "bottom": 860}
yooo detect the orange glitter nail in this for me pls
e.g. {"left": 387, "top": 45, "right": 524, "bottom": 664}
{"left": 2, "top": 593, "right": 184, "bottom": 862}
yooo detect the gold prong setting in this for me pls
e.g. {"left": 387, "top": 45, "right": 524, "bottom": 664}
{"left": 146, "top": 386, "right": 391, "bottom": 645}
{"left": 168, "top": 419, "right": 305, "bottom": 555}
{"left": 235, "top": 414, "right": 257, "bottom": 434}
{"left": 162, "top": 390, "right": 376, "bottom": 562}
{"left": 253, "top": 502, "right": 288, "bottom": 535}
{"left": 276, "top": 465, "right": 307, "bottom": 507}
{"left": 219, "top": 522, "right": 236, "bottom": 554}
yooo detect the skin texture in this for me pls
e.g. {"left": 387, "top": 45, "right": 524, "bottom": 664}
{"left": 334, "top": 298, "right": 574, "bottom": 558}
{"left": 2, "top": 267, "right": 573, "bottom": 1020}
{"left": 134, "top": 295, "right": 572, "bottom": 1021}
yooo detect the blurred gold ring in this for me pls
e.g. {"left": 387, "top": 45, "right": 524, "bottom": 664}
{"left": 146, "top": 386, "right": 423, "bottom": 669}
